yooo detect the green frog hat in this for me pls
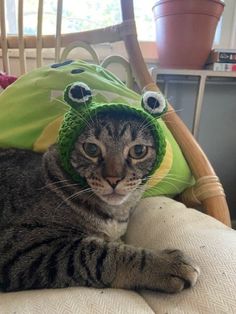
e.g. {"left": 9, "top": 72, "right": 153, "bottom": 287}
{"left": 58, "top": 81, "right": 168, "bottom": 185}
{"left": 0, "top": 60, "right": 193, "bottom": 197}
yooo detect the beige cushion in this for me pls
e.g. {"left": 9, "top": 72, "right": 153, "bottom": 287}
{"left": 126, "top": 197, "right": 236, "bottom": 314}
{"left": 0, "top": 197, "right": 236, "bottom": 313}
{"left": 0, "top": 288, "right": 154, "bottom": 314}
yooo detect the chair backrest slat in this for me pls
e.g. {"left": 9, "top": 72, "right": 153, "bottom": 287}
{"left": 36, "top": 0, "right": 43, "bottom": 67}
{"left": 18, "top": 0, "right": 26, "bottom": 74}
{"left": 1, "top": 24, "right": 127, "bottom": 50}
{"left": 0, "top": 0, "right": 9, "bottom": 73}
{"left": 55, "top": 0, "right": 63, "bottom": 62}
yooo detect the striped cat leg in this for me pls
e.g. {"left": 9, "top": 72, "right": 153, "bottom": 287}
{"left": 0, "top": 225, "right": 199, "bottom": 292}
{"left": 66, "top": 237, "right": 200, "bottom": 293}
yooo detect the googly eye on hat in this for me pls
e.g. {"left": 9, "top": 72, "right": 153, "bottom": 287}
{"left": 142, "top": 91, "right": 167, "bottom": 117}
{"left": 64, "top": 82, "right": 92, "bottom": 110}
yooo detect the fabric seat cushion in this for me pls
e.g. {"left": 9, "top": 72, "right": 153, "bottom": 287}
{"left": 1, "top": 197, "right": 235, "bottom": 313}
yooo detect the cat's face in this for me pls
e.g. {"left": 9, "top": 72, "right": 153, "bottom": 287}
{"left": 70, "top": 111, "right": 156, "bottom": 205}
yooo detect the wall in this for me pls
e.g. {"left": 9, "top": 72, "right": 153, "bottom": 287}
{"left": 157, "top": 76, "right": 236, "bottom": 220}
{"left": 218, "top": 0, "right": 236, "bottom": 49}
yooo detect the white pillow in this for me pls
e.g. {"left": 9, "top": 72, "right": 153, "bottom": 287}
{"left": 126, "top": 197, "right": 236, "bottom": 314}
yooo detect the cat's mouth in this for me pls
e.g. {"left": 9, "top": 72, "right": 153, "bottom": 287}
{"left": 99, "top": 191, "right": 130, "bottom": 206}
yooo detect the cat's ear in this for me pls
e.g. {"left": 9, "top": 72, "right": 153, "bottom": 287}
{"left": 64, "top": 82, "right": 92, "bottom": 110}
{"left": 141, "top": 91, "right": 167, "bottom": 117}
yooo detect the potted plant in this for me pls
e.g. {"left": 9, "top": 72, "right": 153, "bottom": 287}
{"left": 153, "top": 0, "right": 225, "bottom": 69}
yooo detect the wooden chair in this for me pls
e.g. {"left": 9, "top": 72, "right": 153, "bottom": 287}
{"left": 0, "top": 0, "right": 231, "bottom": 226}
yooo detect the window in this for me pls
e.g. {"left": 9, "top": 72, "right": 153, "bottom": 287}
{"left": 5, "top": 0, "right": 156, "bottom": 41}
{"left": 3, "top": 0, "right": 236, "bottom": 57}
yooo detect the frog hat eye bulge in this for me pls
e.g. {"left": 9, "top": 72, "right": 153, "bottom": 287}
{"left": 141, "top": 91, "right": 168, "bottom": 117}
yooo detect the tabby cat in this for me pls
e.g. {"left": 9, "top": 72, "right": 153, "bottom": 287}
{"left": 0, "top": 110, "right": 200, "bottom": 293}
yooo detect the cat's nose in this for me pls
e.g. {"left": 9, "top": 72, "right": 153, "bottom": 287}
{"left": 105, "top": 177, "right": 121, "bottom": 189}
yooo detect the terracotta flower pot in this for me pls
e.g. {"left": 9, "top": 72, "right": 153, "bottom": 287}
{"left": 153, "top": 0, "right": 225, "bottom": 69}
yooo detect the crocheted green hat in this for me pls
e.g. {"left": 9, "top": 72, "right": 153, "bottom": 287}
{"left": 58, "top": 82, "right": 168, "bottom": 185}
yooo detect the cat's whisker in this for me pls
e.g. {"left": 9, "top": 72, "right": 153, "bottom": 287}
{"left": 163, "top": 108, "right": 184, "bottom": 116}
{"left": 143, "top": 185, "right": 166, "bottom": 196}
{"left": 145, "top": 176, "right": 190, "bottom": 186}
{"left": 81, "top": 88, "right": 97, "bottom": 128}
{"left": 75, "top": 111, "right": 94, "bottom": 129}
{"left": 164, "top": 177, "right": 192, "bottom": 185}
{"left": 137, "top": 186, "right": 164, "bottom": 196}
{"left": 136, "top": 115, "right": 153, "bottom": 130}
{"left": 50, "top": 188, "right": 93, "bottom": 223}
{"left": 82, "top": 106, "right": 94, "bottom": 129}
{"left": 52, "top": 98, "right": 69, "bottom": 112}
{"left": 38, "top": 180, "right": 74, "bottom": 191}
{"left": 151, "top": 174, "right": 192, "bottom": 184}
{"left": 85, "top": 192, "right": 97, "bottom": 203}
{"left": 145, "top": 173, "right": 192, "bottom": 185}
{"left": 145, "top": 179, "right": 180, "bottom": 194}
{"left": 54, "top": 98, "right": 93, "bottom": 127}
{"left": 138, "top": 120, "right": 160, "bottom": 136}
{"left": 62, "top": 188, "right": 93, "bottom": 203}
{"left": 52, "top": 188, "right": 94, "bottom": 218}
{"left": 46, "top": 182, "right": 82, "bottom": 193}
{"left": 53, "top": 96, "right": 95, "bottom": 130}
{"left": 144, "top": 181, "right": 177, "bottom": 194}
{"left": 137, "top": 107, "right": 185, "bottom": 132}
{"left": 136, "top": 118, "right": 151, "bottom": 133}
{"left": 134, "top": 184, "right": 150, "bottom": 194}
{"left": 137, "top": 118, "right": 156, "bottom": 134}
{"left": 70, "top": 189, "right": 93, "bottom": 200}
{"left": 157, "top": 119, "right": 178, "bottom": 125}
{"left": 146, "top": 172, "right": 189, "bottom": 180}
{"left": 92, "top": 109, "right": 100, "bottom": 131}
{"left": 39, "top": 179, "right": 71, "bottom": 190}
{"left": 57, "top": 98, "right": 96, "bottom": 129}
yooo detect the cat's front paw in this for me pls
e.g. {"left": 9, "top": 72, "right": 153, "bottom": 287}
{"left": 153, "top": 249, "right": 200, "bottom": 293}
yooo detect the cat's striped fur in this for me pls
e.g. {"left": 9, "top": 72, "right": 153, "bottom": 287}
{"left": 0, "top": 111, "right": 199, "bottom": 292}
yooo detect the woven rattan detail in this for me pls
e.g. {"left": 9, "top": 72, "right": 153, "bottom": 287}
{"left": 182, "top": 175, "right": 225, "bottom": 205}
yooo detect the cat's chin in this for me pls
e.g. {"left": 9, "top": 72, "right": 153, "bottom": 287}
{"left": 98, "top": 192, "right": 130, "bottom": 206}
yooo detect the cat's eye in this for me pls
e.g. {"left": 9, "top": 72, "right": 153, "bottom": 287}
{"left": 83, "top": 143, "right": 101, "bottom": 158}
{"left": 129, "top": 145, "right": 148, "bottom": 159}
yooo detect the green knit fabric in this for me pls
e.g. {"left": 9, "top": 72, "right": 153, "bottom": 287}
{"left": 0, "top": 60, "right": 194, "bottom": 197}
{"left": 58, "top": 93, "right": 166, "bottom": 185}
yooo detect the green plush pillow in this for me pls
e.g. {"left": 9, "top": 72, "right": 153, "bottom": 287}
{"left": 0, "top": 60, "right": 193, "bottom": 197}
